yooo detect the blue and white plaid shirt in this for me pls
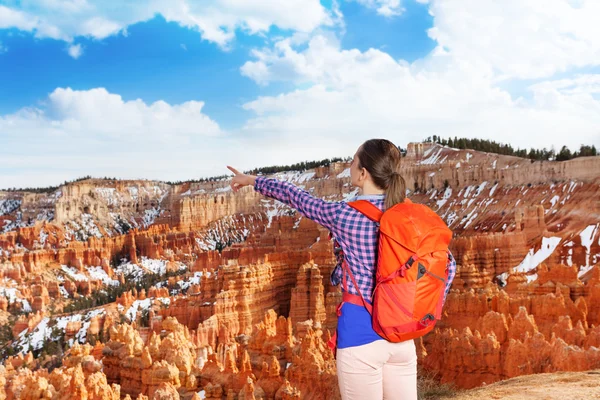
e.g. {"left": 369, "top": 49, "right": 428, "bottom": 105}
{"left": 254, "top": 176, "right": 457, "bottom": 302}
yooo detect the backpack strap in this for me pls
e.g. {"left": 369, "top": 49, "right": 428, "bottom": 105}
{"left": 347, "top": 200, "right": 384, "bottom": 222}
{"left": 340, "top": 259, "right": 373, "bottom": 315}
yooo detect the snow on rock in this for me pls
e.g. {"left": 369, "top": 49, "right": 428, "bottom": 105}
{"left": 475, "top": 182, "right": 488, "bottom": 196}
{"left": 0, "top": 199, "right": 21, "bottom": 216}
{"left": 436, "top": 187, "right": 452, "bottom": 209}
{"left": 343, "top": 188, "right": 360, "bottom": 202}
{"left": 513, "top": 237, "right": 562, "bottom": 274}
{"left": 337, "top": 168, "right": 351, "bottom": 178}
{"left": 15, "top": 308, "right": 106, "bottom": 354}
{"left": 463, "top": 210, "right": 478, "bottom": 229}
{"left": 95, "top": 188, "right": 121, "bottom": 206}
{"left": 273, "top": 170, "right": 316, "bottom": 185}
{"left": 140, "top": 257, "right": 167, "bottom": 275}
{"left": 178, "top": 272, "right": 204, "bottom": 290}
{"left": 127, "top": 186, "right": 139, "bottom": 201}
{"left": 419, "top": 148, "right": 444, "bottom": 165}
{"left": 526, "top": 273, "right": 538, "bottom": 283}
{"left": 143, "top": 208, "right": 161, "bottom": 227}
{"left": 64, "top": 214, "right": 103, "bottom": 241}
{"left": 125, "top": 299, "right": 152, "bottom": 321}
{"left": 463, "top": 185, "right": 474, "bottom": 198}
{"left": 114, "top": 261, "right": 145, "bottom": 280}
{"left": 496, "top": 272, "right": 508, "bottom": 287}
{"left": 61, "top": 265, "right": 89, "bottom": 282}
{"left": 446, "top": 211, "right": 458, "bottom": 227}
{"left": 157, "top": 297, "right": 171, "bottom": 306}
{"left": 86, "top": 266, "right": 119, "bottom": 286}
{"left": 579, "top": 224, "right": 600, "bottom": 277}
{"left": 39, "top": 229, "right": 48, "bottom": 245}
{"left": 195, "top": 215, "right": 254, "bottom": 250}
{"left": 489, "top": 183, "right": 499, "bottom": 197}
{"left": 580, "top": 224, "right": 599, "bottom": 254}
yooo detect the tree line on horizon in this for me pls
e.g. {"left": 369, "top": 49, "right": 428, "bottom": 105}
{"left": 425, "top": 135, "right": 597, "bottom": 161}
{"left": 3, "top": 138, "right": 597, "bottom": 193}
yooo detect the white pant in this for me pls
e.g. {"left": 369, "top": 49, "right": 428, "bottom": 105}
{"left": 336, "top": 339, "right": 417, "bottom": 400}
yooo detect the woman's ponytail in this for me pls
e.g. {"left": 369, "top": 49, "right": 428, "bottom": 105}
{"left": 384, "top": 171, "right": 406, "bottom": 210}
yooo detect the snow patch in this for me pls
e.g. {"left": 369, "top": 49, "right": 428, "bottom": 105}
{"left": 0, "top": 199, "right": 21, "bottom": 216}
{"left": 579, "top": 224, "right": 599, "bottom": 277}
{"left": 61, "top": 265, "right": 88, "bottom": 282}
{"left": 513, "top": 237, "right": 562, "bottom": 274}
{"left": 489, "top": 183, "right": 498, "bottom": 197}
{"left": 125, "top": 299, "right": 152, "bottom": 321}
{"left": 419, "top": 149, "right": 444, "bottom": 165}
{"left": 178, "top": 272, "right": 204, "bottom": 291}
{"left": 436, "top": 187, "right": 452, "bottom": 209}
{"left": 140, "top": 257, "right": 167, "bottom": 275}
{"left": 475, "top": 182, "right": 488, "bottom": 196}
{"left": 496, "top": 272, "right": 508, "bottom": 287}
{"left": 86, "top": 266, "right": 119, "bottom": 286}
{"left": 337, "top": 168, "right": 351, "bottom": 178}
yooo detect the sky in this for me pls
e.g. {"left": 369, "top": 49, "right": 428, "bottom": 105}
{"left": 1, "top": 0, "right": 599, "bottom": 189}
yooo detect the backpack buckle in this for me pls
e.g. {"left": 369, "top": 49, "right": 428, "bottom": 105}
{"left": 333, "top": 245, "right": 343, "bottom": 257}
{"left": 420, "top": 313, "right": 435, "bottom": 327}
{"left": 405, "top": 255, "right": 418, "bottom": 269}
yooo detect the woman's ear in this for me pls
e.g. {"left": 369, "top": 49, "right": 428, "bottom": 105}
{"left": 360, "top": 167, "right": 368, "bottom": 182}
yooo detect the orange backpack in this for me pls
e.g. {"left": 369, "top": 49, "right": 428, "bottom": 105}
{"left": 339, "top": 198, "right": 452, "bottom": 342}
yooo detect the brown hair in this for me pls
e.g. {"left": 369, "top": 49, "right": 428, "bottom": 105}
{"left": 356, "top": 139, "right": 406, "bottom": 210}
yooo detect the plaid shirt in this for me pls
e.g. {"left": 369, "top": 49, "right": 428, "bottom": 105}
{"left": 254, "top": 176, "right": 456, "bottom": 302}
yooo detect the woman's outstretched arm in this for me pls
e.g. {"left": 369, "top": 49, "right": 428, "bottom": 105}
{"left": 228, "top": 166, "right": 343, "bottom": 232}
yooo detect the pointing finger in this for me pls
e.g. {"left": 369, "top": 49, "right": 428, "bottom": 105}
{"left": 227, "top": 166, "right": 241, "bottom": 175}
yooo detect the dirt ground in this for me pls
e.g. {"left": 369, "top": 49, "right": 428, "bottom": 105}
{"left": 446, "top": 370, "right": 600, "bottom": 400}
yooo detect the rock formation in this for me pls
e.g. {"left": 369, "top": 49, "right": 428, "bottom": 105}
{"left": 1, "top": 143, "right": 599, "bottom": 398}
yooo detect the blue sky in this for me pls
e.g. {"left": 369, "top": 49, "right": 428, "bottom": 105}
{"left": 0, "top": 0, "right": 599, "bottom": 188}
{"left": 0, "top": 2, "right": 434, "bottom": 127}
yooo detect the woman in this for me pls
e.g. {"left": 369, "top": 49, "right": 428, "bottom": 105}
{"left": 228, "top": 139, "right": 456, "bottom": 400}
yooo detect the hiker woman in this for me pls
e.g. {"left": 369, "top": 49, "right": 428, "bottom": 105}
{"left": 228, "top": 138, "right": 456, "bottom": 400}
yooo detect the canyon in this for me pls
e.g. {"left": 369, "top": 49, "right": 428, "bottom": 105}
{"left": 0, "top": 142, "right": 599, "bottom": 399}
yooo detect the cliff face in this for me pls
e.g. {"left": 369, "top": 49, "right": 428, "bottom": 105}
{"left": 1, "top": 143, "right": 599, "bottom": 398}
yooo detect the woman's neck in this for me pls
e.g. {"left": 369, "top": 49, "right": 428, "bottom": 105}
{"left": 359, "top": 181, "right": 385, "bottom": 196}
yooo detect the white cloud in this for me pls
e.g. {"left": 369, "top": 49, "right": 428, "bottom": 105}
{"left": 354, "top": 0, "right": 404, "bottom": 17}
{"left": 427, "top": 0, "right": 600, "bottom": 80}
{"left": 67, "top": 43, "right": 83, "bottom": 59}
{"left": 0, "top": 85, "right": 355, "bottom": 189}
{"left": 237, "top": 0, "right": 600, "bottom": 152}
{"left": 0, "top": 5, "right": 66, "bottom": 40}
{"left": 0, "top": 0, "right": 333, "bottom": 47}
{"left": 0, "top": 87, "right": 232, "bottom": 188}
{"left": 240, "top": 35, "right": 600, "bottom": 152}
